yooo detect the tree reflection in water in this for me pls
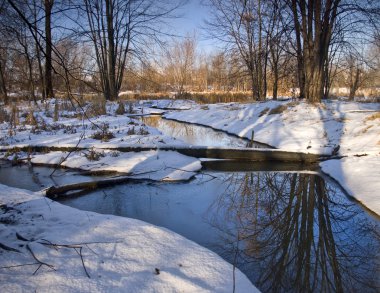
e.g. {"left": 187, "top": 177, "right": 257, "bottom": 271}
{"left": 207, "top": 172, "right": 380, "bottom": 292}
{"left": 141, "top": 116, "right": 250, "bottom": 147}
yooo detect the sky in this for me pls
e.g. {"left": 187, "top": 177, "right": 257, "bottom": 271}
{"left": 171, "top": 0, "right": 219, "bottom": 53}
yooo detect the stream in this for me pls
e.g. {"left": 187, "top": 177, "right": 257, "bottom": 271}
{"left": 140, "top": 115, "right": 266, "bottom": 148}
{"left": 0, "top": 116, "right": 379, "bottom": 292}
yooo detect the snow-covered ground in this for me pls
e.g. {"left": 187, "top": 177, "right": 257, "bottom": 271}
{"left": 0, "top": 184, "right": 257, "bottom": 292}
{"left": 0, "top": 100, "right": 200, "bottom": 182}
{"left": 30, "top": 150, "right": 201, "bottom": 181}
{"left": 0, "top": 97, "right": 379, "bottom": 291}
{"left": 164, "top": 100, "right": 380, "bottom": 215}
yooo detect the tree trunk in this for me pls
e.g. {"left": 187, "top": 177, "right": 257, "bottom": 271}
{"left": 250, "top": 72, "right": 258, "bottom": 101}
{"left": 323, "top": 58, "right": 331, "bottom": 99}
{"left": 26, "top": 55, "right": 37, "bottom": 105}
{"left": 106, "top": 0, "right": 117, "bottom": 101}
{"left": 304, "top": 56, "right": 325, "bottom": 103}
{"left": 0, "top": 58, "right": 8, "bottom": 105}
{"left": 348, "top": 67, "right": 360, "bottom": 100}
{"left": 273, "top": 69, "right": 278, "bottom": 100}
{"left": 44, "top": 0, "right": 54, "bottom": 99}
{"left": 33, "top": 0, "right": 46, "bottom": 100}
{"left": 291, "top": 0, "right": 305, "bottom": 99}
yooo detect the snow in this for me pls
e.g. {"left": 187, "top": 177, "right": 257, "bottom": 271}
{"left": 0, "top": 102, "right": 201, "bottom": 181}
{"left": 0, "top": 97, "right": 379, "bottom": 291}
{"left": 320, "top": 156, "right": 380, "bottom": 215}
{"left": 1, "top": 99, "right": 379, "bottom": 212}
{"left": 0, "top": 113, "right": 185, "bottom": 150}
{"left": 0, "top": 184, "right": 257, "bottom": 292}
{"left": 30, "top": 150, "right": 201, "bottom": 181}
{"left": 164, "top": 100, "right": 380, "bottom": 215}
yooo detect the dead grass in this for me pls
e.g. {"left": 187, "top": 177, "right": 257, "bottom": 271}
{"left": 365, "top": 112, "right": 380, "bottom": 121}
{"left": 268, "top": 104, "right": 288, "bottom": 115}
{"left": 85, "top": 98, "right": 107, "bottom": 118}
{"left": 362, "top": 125, "right": 373, "bottom": 133}
{"left": 259, "top": 107, "right": 270, "bottom": 117}
{"left": 287, "top": 101, "right": 300, "bottom": 107}
{"left": 119, "top": 91, "right": 253, "bottom": 104}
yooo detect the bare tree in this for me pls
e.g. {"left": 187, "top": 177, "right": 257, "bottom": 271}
{"left": 43, "top": 0, "right": 54, "bottom": 99}
{"left": 81, "top": 0, "right": 183, "bottom": 101}
{"left": 267, "top": 0, "right": 291, "bottom": 100}
{"left": 164, "top": 36, "right": 196, "bottom": 94}
{"left": 287, "top": 0, "right": 380, "bottom": 102}
{"left": 0, "top": 52, "right": 7, "bottom": 105}
{"left": 205, "top": 0, "right": 264, "bottom": 100}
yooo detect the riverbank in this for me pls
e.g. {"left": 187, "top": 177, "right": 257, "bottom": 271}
{"left": 0, "top": 184, "right": 256, "bottom": 292}
{"left": 163, "top": 99, "right": 380, "bottom": 215}
{"left": 0, "top": 98, "right": 378, "bottom": 291}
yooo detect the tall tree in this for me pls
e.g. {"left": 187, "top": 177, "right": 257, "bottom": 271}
{"left": 165, "top": 36, "right": 196, "bottom": 94}
{"left": 288, "top": 0, "right": 380, "bottom": 102}
{"left": 0, "top": 1, "right": 8, "bottom": 104}
{"left": 82, "top": 0, "right": 183, "bottom": 101}
{"left": 0, "top": 53, "right": 7, "bottom": 105}
{"left": 205, "top": 0, "right": 272, "bottom": 101}
{"left": 289, "top": 0, "right": 340, "bottom": 102}
{"left": 44, "top": 0, "right": 54, "bottom": 99}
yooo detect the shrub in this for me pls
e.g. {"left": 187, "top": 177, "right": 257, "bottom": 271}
{"left": 127, "top": 126, "right": 135, "bottom": 135}
{"left": 91, "top": 123, "right": 115, "bottom": 141}
{"left": 54, "top": 101, "right": 59, "bottom": 121}
{"left": 138, "top": 127, "right": 149, "bottom": 135}
{"left": 115, "top": 101, "right": 126, "bottom": 115}
{"left": 25, "top": 112, "right": 38, "bottom": 126}
{"left": 0, "top": 107, "right": 10, "bottom": 123}
{"left": 85, "top": 148, "right": 105, "bottom": 161}
{"left": 11, "top": 104, "right": 20, "bottom": 126}
{"left": 59, "top": 99, "right": 77, "bottom": 111}
{"left": 86, "top": 97, "right": 107, "bottom": 117}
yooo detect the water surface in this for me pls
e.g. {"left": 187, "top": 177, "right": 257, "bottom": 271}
{"left": 58, "top": 170, "right": 379, "bottom": 292}
{"left": 141, "top": 115, "right": 264, "bottom": 148}
{"left": 1, "top": 116, "right": 378, "bottom": 292}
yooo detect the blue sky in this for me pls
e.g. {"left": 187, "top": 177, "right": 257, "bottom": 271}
{"left": 171, "top": 0, "right": 218, "bottom": 53}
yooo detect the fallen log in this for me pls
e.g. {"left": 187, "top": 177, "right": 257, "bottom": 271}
{"left": 1, "top": 145, "right": 326, "bottom": 163}
{"left": 45, "top": 176, "right": 144, "bottom": 199}
{"left": 169, "top": 146, "right": 323, "bottom": 163}
{"left": 101, "top": 146, "right": 323, "bottom": 162}
{"left": 202, "top": 160, "right": 319, "bottom": 172}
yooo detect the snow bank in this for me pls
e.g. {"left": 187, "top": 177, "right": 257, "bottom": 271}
{"left": 164, "top": 100, "right": 380, "bottom": 215}
{"left": 320, "top": 156, "right": 380, "bottom": 215}
{"left": 164, "top": 101, "right": 379, "bottom": 155}
{"left": 30, "top": 150, "right": 201, "bottom": 181}
{"left": 0, "top": 184, "right": 257, "bottom": 292}
{"left": 0, "top": 112, "right": 185, "bottom": 150}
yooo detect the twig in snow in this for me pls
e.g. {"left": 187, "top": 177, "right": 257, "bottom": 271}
{"left": 164, "top": 166, "right": 196, "bottom": 174}
{"left": 49, "top": 131, "right": 85, "bottom": 177}
{"left": 0, "top": 263, "right": 39, "bottom": 269}
{"left": 75, "top": 247, "right": 91, "bottom": 278}
{"left": 16, "top": 232, "right": 30, "bottom": 242}
{"left": 85, "top": 244, "right": 98, "bottom": 256}
{"left": 37, "top": 239, "right": 126, "bottom": 279}
{"left": 0, "top": 242, "right": 21, "bottom": 253}
{"left": 39, "top": 240, "right": 123, "bottom": 246}
{"left": 26, "top": 244, "right": 55, "bottom": 275}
